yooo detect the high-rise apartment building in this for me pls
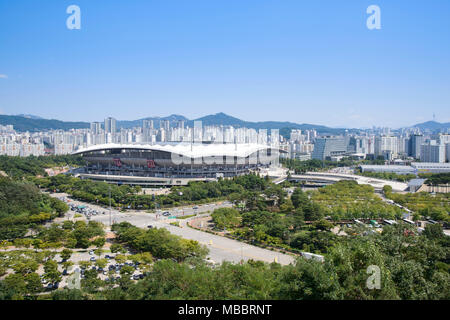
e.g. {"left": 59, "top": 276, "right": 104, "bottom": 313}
{"left": 312, "top": 137, "right": 347, "bottom": 160}
{"left": 375, "top": 136, "right": 398, "bottom": 159}
{"left": 143, "top": 120, "right": 154, "bottom": 130}
{"left": 104, "top": 117, "right": 117, "bottom": 134}
{"left": 90, "top": 122, "right": 102, "bottom": 135}
{"left": 420, "top": 142, "right": 446, "bottom": 163}
{"left": 409, "top": 134, "right": 424, "bottom": 159}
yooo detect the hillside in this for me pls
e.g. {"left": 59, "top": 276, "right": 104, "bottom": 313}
{"left": 0, "top": 115, "right": 89, "bottom": 132}
{"left": 0, "top": 177, "right": 68, "bottom": 239}
{"left": 0, "top": 113, "right": 345, "bottom": 134}
{"left": 191, "top": 112, "right": 345, "bottom": 135}
{"left": 410, "top": 121, "right": 450, "bottom": 132}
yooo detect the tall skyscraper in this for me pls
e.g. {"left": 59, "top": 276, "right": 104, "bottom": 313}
{"left": 143, "top": 120, "right": 154, "bottom": 130}
{"left": 409, "top": 134, "right": 424, "bottom": 159}
{"left": 90, "top": 122, "right": 102, "bottom": 134}
{"left": 160, "top": 120, "right": 170, "bottom": 131}
{"left": 104, "top": 117, "right": 117, "bottom": 134}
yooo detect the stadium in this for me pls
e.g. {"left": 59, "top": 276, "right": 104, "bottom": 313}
{"left": 71, "top": 143, "right": 284, "bottom": 186}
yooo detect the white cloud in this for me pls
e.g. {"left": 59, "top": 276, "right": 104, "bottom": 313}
{"left": 0, "top": 74, "right": 8, "bottom": 79}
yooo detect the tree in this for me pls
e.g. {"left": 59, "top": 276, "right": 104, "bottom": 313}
{"left": 62, "top": 260, "right": 74, "bottom": 271}
{"left": 382, "top": 185, "right": 392, "bottom": 195}
{"left": 60, "top": 249, "right": 73, "bottom": 262}
{"left": 313, "top": 219, "right": 334, "bottom": 231}
{"left": 94, "top": 248, "right": 103, "bottom": 257}
{"left": 81, "top": 269, "right": 102, "bottom": 293}
{"left": 291, "top": 188, "right": 309, "bottom": 209}
{"left": 44, "top": 259, "right": 62, "bottom": 284}
{"left": 211, "top": 208, "right": 241, "bottom": 230}
{"left": 25, "top": 272, "right": 42, "bottom": 294}
{"left": 110, "top": 243, "right": 125, "bottom": 253}
{"left": 423, "top": 223, "right": 445, "bottom": 241}
{"left": 95, "top": 258, "right": 108, "bottom": 270}
{"left": 120, "top": 265, "right": 134, "bottom": 277}
{"left": 115, "top": 254, "right": 127, "bottom": 264}
{"left": 92, "top": 237, "right": 106, "bottom": 248}
{"left": 277, "top": 258, "right": 342, "bottom": 300}
{"left": 3, "top": 274, "right": 27, "bottom": 296}
{"left": 79, "top": 260, "right": 92, "bottom": 270}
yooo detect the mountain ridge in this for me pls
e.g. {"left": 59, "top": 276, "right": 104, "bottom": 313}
{"left": 1, "top": 113, "right": 448, "bottom": 134}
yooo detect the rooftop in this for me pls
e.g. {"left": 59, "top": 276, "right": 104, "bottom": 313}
{"left": 73, "top": 142, "right": 285, "bottom": 158}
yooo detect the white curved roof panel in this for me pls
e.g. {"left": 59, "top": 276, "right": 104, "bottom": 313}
{"left": 72, "top": 143, "right": 285, "bottom": 158}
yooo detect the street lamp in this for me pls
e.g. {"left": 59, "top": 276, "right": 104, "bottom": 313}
{"left": 109, "top": 185, "right": 112, "bottom": 228}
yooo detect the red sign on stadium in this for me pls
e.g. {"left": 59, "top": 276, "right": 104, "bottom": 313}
{"left": 147, "top": 160, "right": 156, "bottom": 168}
{"left": 113, "top": 158, "right": 122, "bottom": 167}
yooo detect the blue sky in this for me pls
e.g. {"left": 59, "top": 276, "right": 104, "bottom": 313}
{"left": 0, "top": 0, "right": 449, "bottom": 128}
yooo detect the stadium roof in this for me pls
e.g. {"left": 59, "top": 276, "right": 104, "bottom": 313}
{"left": 72, "top": 143, "right": 285, "bottom": 158}
{"left": 359, "top": 165, "right": 415, "bottom": 171}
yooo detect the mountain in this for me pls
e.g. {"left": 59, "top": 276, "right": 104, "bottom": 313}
{"left": 193, "top": 112, "right": 247, "bottom": 127}
{"left": 117, "top": 112, "right": 344, "bottom": 134}
{"left": 0, "top": 112, "right": 344, "bottom": 134}
{"left": 0, "top": 115, "right": 89, "bottom": 132}
{"left": 191, "top": 112, "right": 345, "bottom": 134}
{"left": 410, "top": 121, "right": 450, "bottom": 132}
{"left": 15, "top": 114, "right": 44, "bottom": 120}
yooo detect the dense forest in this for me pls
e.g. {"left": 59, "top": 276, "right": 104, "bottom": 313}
{"left": 33, "top": 173, "right": 270, "bottom": 209}
{"left": 0, "top": 177, "right": 69, "bottom": 240}
{"left": 356, "top": 171, "right": 416, "bottom": 182}
{"left": 281, "top": 158, "right": 385, "bottom": 174}
{"left": 0, "top": 155, "right": 84, "bottom": 179}
{"left": 1, "top": 223, "right": 448, "bottom": 300}
{"left": 424, "top": 173, "right": 450, "bottom": 186}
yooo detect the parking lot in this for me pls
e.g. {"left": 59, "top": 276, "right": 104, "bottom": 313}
{"left": 50, "top": 192, "right": 296, "bottom": 266}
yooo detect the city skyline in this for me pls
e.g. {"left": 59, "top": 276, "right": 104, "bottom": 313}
{"left": 2, "top": 111, "right": 450, "bottom": 131}
{"left": 0, "top": 1, "right": 449, "bottom": 127}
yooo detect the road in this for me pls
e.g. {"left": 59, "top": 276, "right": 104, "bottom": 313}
{"left": 49, "top": 193, "right": 296, "bottom": 266}
{"left": 288, "top": 171, "right": 408, "bottom": 192}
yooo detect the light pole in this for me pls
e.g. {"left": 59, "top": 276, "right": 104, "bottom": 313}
{"left": 241, "top": 244, "right": 243, "bottom": 264}
{"left": 109, "top": 185, "right": 112, "bottom": 228}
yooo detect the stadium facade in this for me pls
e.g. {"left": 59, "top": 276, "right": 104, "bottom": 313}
{"left": 72, "top": 143, "right": 283, "bottom": 186}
